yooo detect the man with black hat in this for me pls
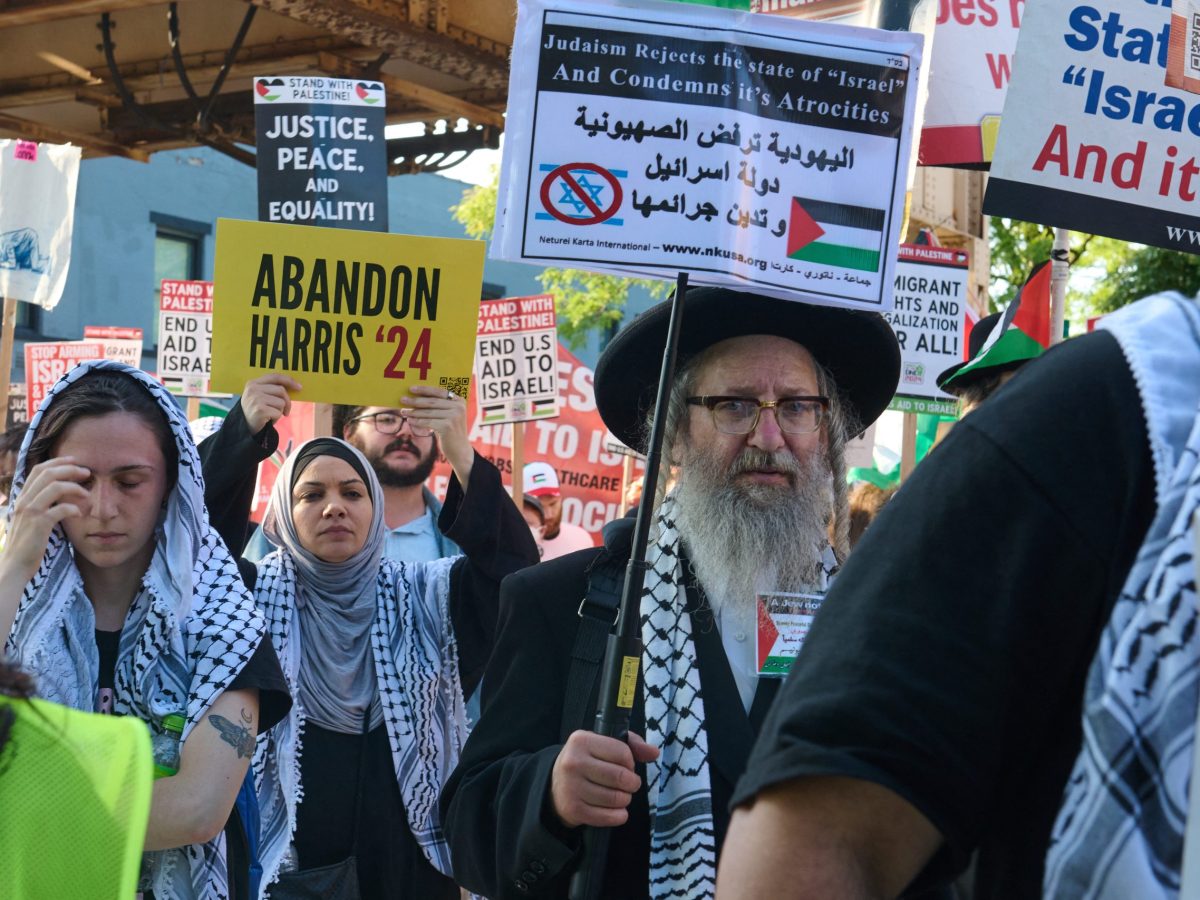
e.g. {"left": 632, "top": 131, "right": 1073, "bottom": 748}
{"left": 937, "top": 263, "right": 1052, "bottom": 417}
{"left": 935, "top": 312, "right": 1037, "bottom": 416}
{"left": 716, "top": 291, "right": 1200, "bottom": 900}
{"left": 440, "top": 287, "right": 900, "bottom": 899}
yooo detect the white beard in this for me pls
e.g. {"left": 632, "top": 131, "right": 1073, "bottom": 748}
{"left": 670, "top": 444, "right": 833, "bottom": 622}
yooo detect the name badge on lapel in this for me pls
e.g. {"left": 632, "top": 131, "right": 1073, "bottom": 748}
{"left": 756, "top": 592, "right": 824, "bottom": 677}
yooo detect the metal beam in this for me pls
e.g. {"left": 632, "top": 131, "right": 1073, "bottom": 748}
{"left": 0, "top": 110, "right": 149, "bottom": 160}
{"left": 102, "top": 85, "right": 503, "bottom": 142}
{"left": 249, "top": 0, "right": 509, "bottom": 90}
{"left": 0, "top": 0, "right": 193, "bottom": 28}
{"left": 0, "top": 38, "right": 376, "bottom": 110}
{"left": 105, "top": 90, "right": 255, "bottom": 137}
{"left": 318, "top": 52, "right": 505, "bottom": 128}
{"left": 386, "top": 123, "right": 499, "bottom": 175}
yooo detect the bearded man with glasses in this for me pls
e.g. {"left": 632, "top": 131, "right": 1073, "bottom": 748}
{"left": 441, "top": 287, "right": 906, "bottom": 900}
{"left": 329, "top": 398, "right": 472, "bottom": 564}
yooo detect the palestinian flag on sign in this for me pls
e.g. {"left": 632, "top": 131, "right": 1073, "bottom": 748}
{"left": 944, "top": 260, "right": 1051, "bottom": 389}
{"left": 787, "top": 197, "right": 886, "bottom": 273}
{"left": 355, "top": 82, "right": 383, "bottom": 105}
{"left": 481, "top": 403, "right": 507, "bottom": 424}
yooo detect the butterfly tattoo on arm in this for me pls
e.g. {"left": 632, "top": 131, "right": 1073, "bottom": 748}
{"left": 209, "top": 708, "right": 255, "bottom": 759}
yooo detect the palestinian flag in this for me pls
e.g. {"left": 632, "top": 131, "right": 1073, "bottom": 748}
{"left": 531, "top": 398, "right": 557, "bottom": 417}
{"left": 945, "top": 261, "right": 1051, "bottom": 388}
{"left": 482, "top": 403, "right": 507, "bottom": 424}
{"left": 961, "top": 305, "right": 979, "bottom": 361}
{"left": 255, "top": 78, "right": 284, "bottom": 102}
{"left": 355, "top": 82, "right": 383, "bottom": 105}
{"left": 787, "top": 197, "right": 885, "bottom": 273}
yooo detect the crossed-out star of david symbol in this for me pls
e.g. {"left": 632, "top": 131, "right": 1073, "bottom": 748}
{"left": 557, "top": 173, "right": 606, "bottom": 215}
{"left": 539, "top": 162, "right": 624, "bottom": 225}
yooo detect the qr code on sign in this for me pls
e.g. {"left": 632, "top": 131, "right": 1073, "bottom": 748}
{"left": 440, "top": 377, "right": 470, "bottom": 399}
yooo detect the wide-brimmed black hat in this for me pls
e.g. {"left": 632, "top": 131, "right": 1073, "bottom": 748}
{"left": 595, "top": 287, "right": 901, "bottom": 451}
{"left": 935, "top": 313, "right": 1008, "bottom": 393}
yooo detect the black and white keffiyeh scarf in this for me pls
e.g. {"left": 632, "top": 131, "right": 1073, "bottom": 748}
{"left": 3, "top": 360, "right": 265, "bottom": 900}
{"left": 641, "top": 494, "right": 838, "bottom": 899}
{"left": 251, "top": 438, "right": 468, "bottom": 893}
{"left": 1044, "top": 293, "right": 1200, "bottom": 898}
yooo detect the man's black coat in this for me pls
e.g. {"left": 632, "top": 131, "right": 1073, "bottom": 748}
{"left": 440, "top": 520, "right": 781, "bottom": 899}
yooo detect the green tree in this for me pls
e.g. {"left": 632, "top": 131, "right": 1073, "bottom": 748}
{"left": 987, "top": 218, "right": 1101, "bottom": 309}
{"left": 451, "top": 171, "right": 671, "bottom": 347}
{"left": 1088, "top": 243, "right": 1200, "bottom": 313}
{"left": 989, "top": 218, "right": 1200, "bottom": 327}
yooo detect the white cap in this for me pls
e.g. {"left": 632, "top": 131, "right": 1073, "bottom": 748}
{"left": 523, "top": 461, "right": 560, "bottom": 497}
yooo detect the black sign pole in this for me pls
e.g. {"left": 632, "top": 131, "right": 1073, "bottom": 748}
{"left": 568, "top": 270, "right": 689, "bottom": 900}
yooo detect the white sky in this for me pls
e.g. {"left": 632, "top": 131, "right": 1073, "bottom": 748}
{"left": 386, "top": 120, "right": 502, "bottom": 187}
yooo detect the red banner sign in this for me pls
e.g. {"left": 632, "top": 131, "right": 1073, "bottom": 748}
{"left": 24, "top": 341, "right": 105, "bottom": 413}
{"left": 433, "top": 343, "right": 643, "bottom": 539}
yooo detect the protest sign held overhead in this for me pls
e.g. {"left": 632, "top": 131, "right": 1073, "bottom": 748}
{"left": 24, "top": 341, "right": 104, "bottom": 413}
{"left": 917, "top": 0, "right": 1021, "bottom": 166}
{"left": 211, "top": 219, "right": 484, "bottom": 406}
{"left": 254, "top": 76, "right": 388, "bottom": 231}
{"left": 883, "top": 244, "right": 968, "bottom": 415}
{"left": 476, "top": 294, "right": 560, "bottom": 425}
{"left": 753, "top": 0, "right": 1004, "bottom": 166}
{"left": 0, "top": 140, "right": 80, "bottom": 310}
{"left": 984, "top": 0, "right": 1200, "bottom": 254}
{"left": 158, "top": 280, "right": 214, "bottom": 395}
{"left": 494, "top": 0, "right": 923, "bottom": 311}
{"left": 84, "top": 326, "right": 144, "bottom": 369}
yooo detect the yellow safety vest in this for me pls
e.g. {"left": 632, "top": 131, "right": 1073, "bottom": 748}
{"left": 0, "top": 696, "right": 151, "bottom": 899}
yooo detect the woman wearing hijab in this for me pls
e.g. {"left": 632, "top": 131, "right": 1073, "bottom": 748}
{"left": 0, "top": 360, "right": 291, "bottom": 899}
{"left": 218, "top": 385, "right": 538, "bottom": 899}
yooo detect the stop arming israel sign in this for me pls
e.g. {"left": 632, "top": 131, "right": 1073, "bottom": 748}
{"left": 494, "top": 0, "right": 923, "bottom": 311}
{"left": 475, "top": 295, "right": 560, "bottom": 425}
{"left": 984, "top": 0, "right": 1200, "bottom": 253}
{"left": 25, "top": 340, "right": 104, "bottom": 413}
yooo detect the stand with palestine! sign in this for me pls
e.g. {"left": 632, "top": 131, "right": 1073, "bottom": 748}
{"left": 475, "top": 295, "right": 560, "bottom": 425}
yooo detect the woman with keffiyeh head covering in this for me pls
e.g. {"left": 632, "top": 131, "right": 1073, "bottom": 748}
{"left": 0, "top": 361, "right": 291, "bottom": 900}
{"left": 213, "top": 382, "right": 538, "bottom": 899}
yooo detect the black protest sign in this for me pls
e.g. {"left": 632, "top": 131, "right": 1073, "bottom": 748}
{"left": 7, "top": 383, "right": 25, "bottom": 429}
{"left": 254, "top": 76, "right": 388, "bottom": 232}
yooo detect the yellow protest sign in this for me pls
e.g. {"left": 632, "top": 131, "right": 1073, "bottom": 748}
{"left": 211, "top": 219, "right": 485, "bottom": 405}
